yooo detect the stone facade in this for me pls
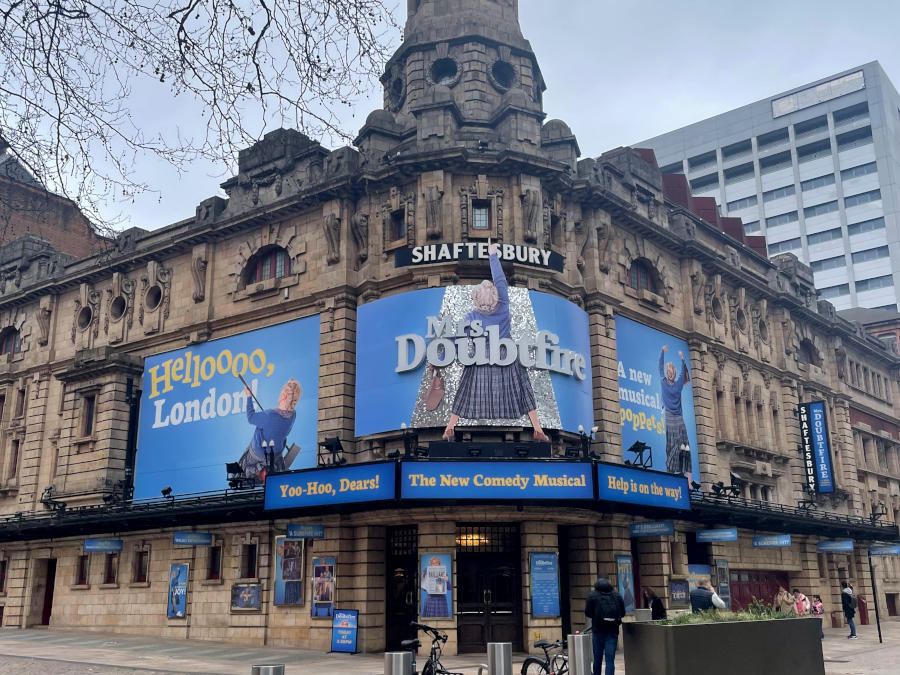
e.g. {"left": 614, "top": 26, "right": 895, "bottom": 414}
{"left": 0, "top": 0, "right": 897, "bottom": 653}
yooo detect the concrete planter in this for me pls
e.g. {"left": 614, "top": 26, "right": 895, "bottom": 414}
{"left": 623, "top": 617, "right": 824, "bottom": 675}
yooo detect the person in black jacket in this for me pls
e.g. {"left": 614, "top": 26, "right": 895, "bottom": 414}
{"left": 643, "top": 587, "right": 667, "bottom": 620}
{"left": 690, "top": 580, "right": 726, "bottom": 613}
{"left": 584, "top": 578, "right": 627, "bottom": 675}
{"left": 841, "top": 580, "right": 858, "bottom": 639}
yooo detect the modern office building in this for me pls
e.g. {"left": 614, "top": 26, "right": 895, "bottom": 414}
{"left": 636, "top": 62, "right": 900, "bottom": 311}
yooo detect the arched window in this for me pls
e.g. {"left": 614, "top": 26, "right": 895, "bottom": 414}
{"left": 628, "top": 259, "right": 658, "bottom": 294}
{"left": 0, "top": 328, "right": 20, "bottom": 356}
{"left": 244, "top": 246, "right": 292, "bottom": 286}
{"left": 797, "top": 338, "right": 819, "bottom": 366}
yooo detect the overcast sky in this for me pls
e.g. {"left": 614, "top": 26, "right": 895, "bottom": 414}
{"left": 117, "top": 0, "right": 900, "bottom": 230}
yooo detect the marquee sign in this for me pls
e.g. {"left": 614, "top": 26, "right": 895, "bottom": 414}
{"left": 394, "top": 242, "right": 564, "bottom": 272}
{"left": 798, "top": 401, "right": 835, "bottom": 494}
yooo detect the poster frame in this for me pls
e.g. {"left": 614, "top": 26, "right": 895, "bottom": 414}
{"left": 529, "top": 552, "right": 560, "bottom": 618}
{"left": 230, "top": 583, "right": 262, "bottom": 612}
{"left": 615, "top": 554, "right": 636, "bottom": 614}
{"left": 311, "top": 556, "right": 336, "bottom": 618}
{"left": 167, "top": 563, "right": 189, "bottom": 619}
{"left": 419, "top": 552, "right": 453, "bottom": 619}
{"left": 274, "top": 535, "right": 305, "bottom": 606}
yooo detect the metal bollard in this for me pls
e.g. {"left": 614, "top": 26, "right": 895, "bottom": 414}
{"left": 384, "top": 651, "right": 413, "bottom": 675}
{"left": 250, "top": 666, "right": 285, "bottom": 675}
{"left": 567, "top": 633, "right": 593, "bottom": 675}
{"left": 486, "top": 642, "right": 512, "bottom": 675}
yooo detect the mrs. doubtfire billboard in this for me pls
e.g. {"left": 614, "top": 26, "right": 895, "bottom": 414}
{"left": 356, "top": 248, "right": 593, "bottom": 436}
{"left": 134, "top": 317, "right": 320, "bottom": 499}
{"left": 615, "top": 316, "right": 700, "bottom": 483}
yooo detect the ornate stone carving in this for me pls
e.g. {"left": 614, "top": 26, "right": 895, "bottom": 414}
{"left": 72, "top": 282, "right": 101, "bottom": 344}
{"left": 231, "top": 222, "right": 306, "bottom": 295}
{"left": 521, "top": 189, "right": 540, "bottom": 244}
{"left": 104, "top": 272, "right": 135, "bottom": 344}
{"left": 459, "top": 177, "right": 502, "bottom": 241}
{"left": 191, "top": 244, "right": 209, "bottom": 303}
{"left": 424, "top": 186, "right": 444, "bottom": 239}
{"left": 324, "top": 213, "right": 341, "bottom": 265}
{"left": 139, "top": 260, "right": 172, "bottom": 335}
{"left": 595, "top": 220, "right": 611, "bottom": 272}
{"left": 350, "top": 212, "right": 369, "bottom": 269}
{"left": 36, "top": 295, "right": 55, "bottom": 346}
{"left": 690, "top": 268, "right": 706, "bottom": 315}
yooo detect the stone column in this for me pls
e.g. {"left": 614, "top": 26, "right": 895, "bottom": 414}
{"left": 689, "top": 339, "right": 719, "bottom": 484}
{"left": 521, "top": 520, "right": 561, "bottom": 654}
{"left": 587, "top": 299, "right": 621, "bottom": 463}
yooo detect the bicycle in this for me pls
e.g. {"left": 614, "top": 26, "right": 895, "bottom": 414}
{"left": 403, "top": 621, "right": 465, "bottom": 675}
{"left": 520, "top": 627, "right": 593, "bottom": 675}
{"left": 521, "top": 637, "right": 567, "bottom": 675}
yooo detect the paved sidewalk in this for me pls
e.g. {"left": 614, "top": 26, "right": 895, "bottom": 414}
{"left": 0, "top": 620, "right": 896, "bottom": 674}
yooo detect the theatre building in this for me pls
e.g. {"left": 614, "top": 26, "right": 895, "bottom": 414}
{"left": 0, "top": 0, "right": 899, "bottom": 654}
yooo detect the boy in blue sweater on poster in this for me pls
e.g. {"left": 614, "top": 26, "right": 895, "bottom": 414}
{"left": 659, "top": 346, "right": 692, "bottom": 483}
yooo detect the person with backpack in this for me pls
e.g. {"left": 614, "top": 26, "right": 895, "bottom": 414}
{"left": 690, "top": 580, "right": 726, "bottom": 613}
{"left": 585, "top": 578, "right": 627, "bottom": 675}
{"left": 841, "top": 580, "right": 858, "bottom": 639}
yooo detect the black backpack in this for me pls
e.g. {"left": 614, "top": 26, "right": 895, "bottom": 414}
{"left": 596, "top": 592, "right": 620, "bottom": 622}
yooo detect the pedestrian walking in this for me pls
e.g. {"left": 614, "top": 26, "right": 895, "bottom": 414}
{"left": 585, "top": 578, "right": 626, "bottom": 675}
{"left": 792, "top": 588, "right": 811, "bottom": 615}
{"left": 813, "top": 594, "right": 825, "bottom": 639}
{"left": 841, "top": 580, "right": 858, "bottom": 639}
{"left": 690, "top": 580, "right": 726, "bottom": 613}
{"left": 774, "top": 586, "right": 795, "bottom": 614}
{"left": 642, "top": 587, "right": 667, "bottom": 620}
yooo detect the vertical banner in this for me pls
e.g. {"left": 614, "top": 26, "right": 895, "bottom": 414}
{"left": 167, "top": 563, "right": 189, "bottom": 618}
{"left": 420, "top": 553, "right": 453, "bottom": 619}
{"left": 331, "top": 609, "right": 359, "bottom": 653}
{"left": 135, "top": 316, "right": 321, "bottom": 499}
{"left": 529, "top": 553, "right": 560, "bottom": 617}
{"left": 311, "top": 557, "right": 335, "bottom": 618}
{"left": 274, "top": 536, "right": 304, "bottom": 606}
{"left": 614, "top": 316, "right": 700, "bottom": 484}
{"left": 798, "top": 401, "right": 835, "bottom": 493}
{"left": 715, "top": 560, "right": 731, "bottom": 609}
{"left": 616, "top": 555, "right": 635, "bottom": 613}
{"left": 669, "top": 579, "right": 689, "bottom": 607}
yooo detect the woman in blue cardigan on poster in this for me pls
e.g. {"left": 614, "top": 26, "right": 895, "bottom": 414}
{"left": 443, "top": 240, "right": 548, "bottom": 441}
{"left": 659, "top": 346, "right": 692, "bottom": 482}
{"left": 237, "top": 378, "right": 302, "bottom": 481}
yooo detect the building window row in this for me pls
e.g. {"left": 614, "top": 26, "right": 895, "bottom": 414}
{"left": 743, "top": 220, "right": 761, "bottom": 235}
{"left": 797, "top": 139, "right": 832, "bottom": 163}
{"left": 848, "top": 361, "right": 892, "bottom": 402}
{"left": 810, "top": 255, "right": 846, "bottom": 273}
{"left": 836, "top": 126, "right": 873, "bottom": 152}
{"left": 763, "top": 185, "right": 796, "bottom": 202}
{"left": 851, "top": 246, "right": 889, "bottom": 265}
{"left": 727, "top": 195, "right": 757, "bottom": 211}
{"left": 819, "top": 283, "right": 850, "bottom": 300}
{"left": 844, "top": 189, "right": 881, "bottom": 209}
{"left": 689, "top": 173, "right": 718, "bottom": 192}
{"left": 801, "top": 174, "right": 836, "bottom": 192}
{"left": 841, "top": 161, "right": 878, "bottom": 181}
{"left": 856, "top": 275, "right": 893, "bottom": 293}
{"left": 766, "top": 210, "right": 798, "bottom": 228}
{"left": 768, "top": 238, "right": 802, "bottom": 255}
{"left": 759, "top": 151, "right": 792, "bottom": 174}
{"left": 848, "top": 217, "right": 885, "bottom": 237}
{"left": 807, "top": 227, "right": 842, "bottom": 246}
{"left": 803, "top": 200, "right": 838, "bottom": 219}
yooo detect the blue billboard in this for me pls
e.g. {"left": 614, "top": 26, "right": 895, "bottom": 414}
{"left": 287, "top": 524, "right": 325, "bottom": 539}
{"left": 84, "top": 539, "right": 123, "bottom": 552}
{"left": 696, "top": 528, "right": 738, "bottom": 543}
{"left": 870, "top": 545, "right": 900, "bottom": 556}
{"left": 615, "top": 316, "right": 700, "bottom": 484}
{"left": 400, "top": 461, "right": 593, "bottom": 500}
{"left": 265, "top": 463, "right": 396, "bottom": 510}
{"left": 167, "top": 563, "right": 189, "bottom": 618}
{"left": 530, "top": 553, "right": 560, "bottom": 617}
{"left": 331, "top": 609, "right": 359, "bottom": 653}
{"left": 173, "top": 532, "right": 213, "bottom": 546}
{"left": 818, "top": 540, "right": 854, "bottom": 552}
{"left": 798, "top": 401, "right": 835, "bottom": 493}
{"left": 753, "top": 534, "right": 792, "bottom": 548}
{"left": 597, "top": 463, "right": 690, "bottom": 510}
{"left": 134, "top": 317, "right": 320, "bottom": 499}
{"left": 355, "top": 262, "right": 593, "bottom": 437}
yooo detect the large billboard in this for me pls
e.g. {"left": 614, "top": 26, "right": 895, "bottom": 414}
{"left": 356, "top": 253, "right": 593, "bottom": 436}
{"left": 615, "top": 316, "right": 700, "bottom": 484}
{"left": 798, "top": 401, "right": 835, "bottom": 493}
{"left": 134, "top": 317, "right": 320, "bottom": 499}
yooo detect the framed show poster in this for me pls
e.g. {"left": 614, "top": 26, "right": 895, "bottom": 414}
{"left": 231, "top": 583, "right": 261, "bottom": 611}
{"left": 615, "top": 555, "right": 635, "bottom": 613}
{"left": 420, "top": 553, "right": 452, "bottom": 619}
{"left": 312, "top": 557, "right": 335, "bottom": 618}
{"left": 167, "top": 563, "right": 188, "bottom": 618}
{"left": 669, "top": 578, "right": 689, "bottom": 607}
{"left": 274, "top": 536, "right": 304, "bottom": 606}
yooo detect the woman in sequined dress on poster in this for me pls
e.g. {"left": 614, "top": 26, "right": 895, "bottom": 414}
{"left": 442, "top": 240, "right": 548, "bottom": 441}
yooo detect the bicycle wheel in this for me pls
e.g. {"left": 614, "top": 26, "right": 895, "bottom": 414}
{"left": 421, "top": 659, "right": 436, "bottom": 675}
{"left": 521, "top": 656, "right": 550, "bottom": 675}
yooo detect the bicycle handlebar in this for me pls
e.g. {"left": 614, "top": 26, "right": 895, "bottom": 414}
{"left": 410, "top": 621, "right": 448, "bottom": 642}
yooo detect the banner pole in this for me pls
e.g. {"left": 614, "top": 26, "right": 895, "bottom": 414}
{"left": 868, "top": 549, "right": 883, "bottom": 644}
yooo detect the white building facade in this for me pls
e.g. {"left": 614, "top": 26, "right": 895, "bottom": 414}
{"left": 636, "top": 62, "right": 900, "bottom": 311}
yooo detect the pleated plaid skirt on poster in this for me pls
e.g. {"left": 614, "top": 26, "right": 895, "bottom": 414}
{"left": 664, "top": 411, "right": 692, "bottom": 474}
{"left": 451, "top": 362, "right": 537, "bottom": 419}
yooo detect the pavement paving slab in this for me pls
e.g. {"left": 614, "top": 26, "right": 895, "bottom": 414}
{"left": 0, "top": 619, "right": 897, "bottom": 674}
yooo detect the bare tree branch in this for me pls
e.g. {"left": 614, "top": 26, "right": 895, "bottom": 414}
{"left": 0, "top": 0, "right": 399, "bottom": 230}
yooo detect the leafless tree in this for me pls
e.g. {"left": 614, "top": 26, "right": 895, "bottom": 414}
{"left": 0, "top": 0, "right": 398, "bottom": 228}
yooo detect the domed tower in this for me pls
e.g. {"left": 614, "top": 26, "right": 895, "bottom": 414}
{"left": 357, "top": 0, "right": 577, "bottom": 167}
